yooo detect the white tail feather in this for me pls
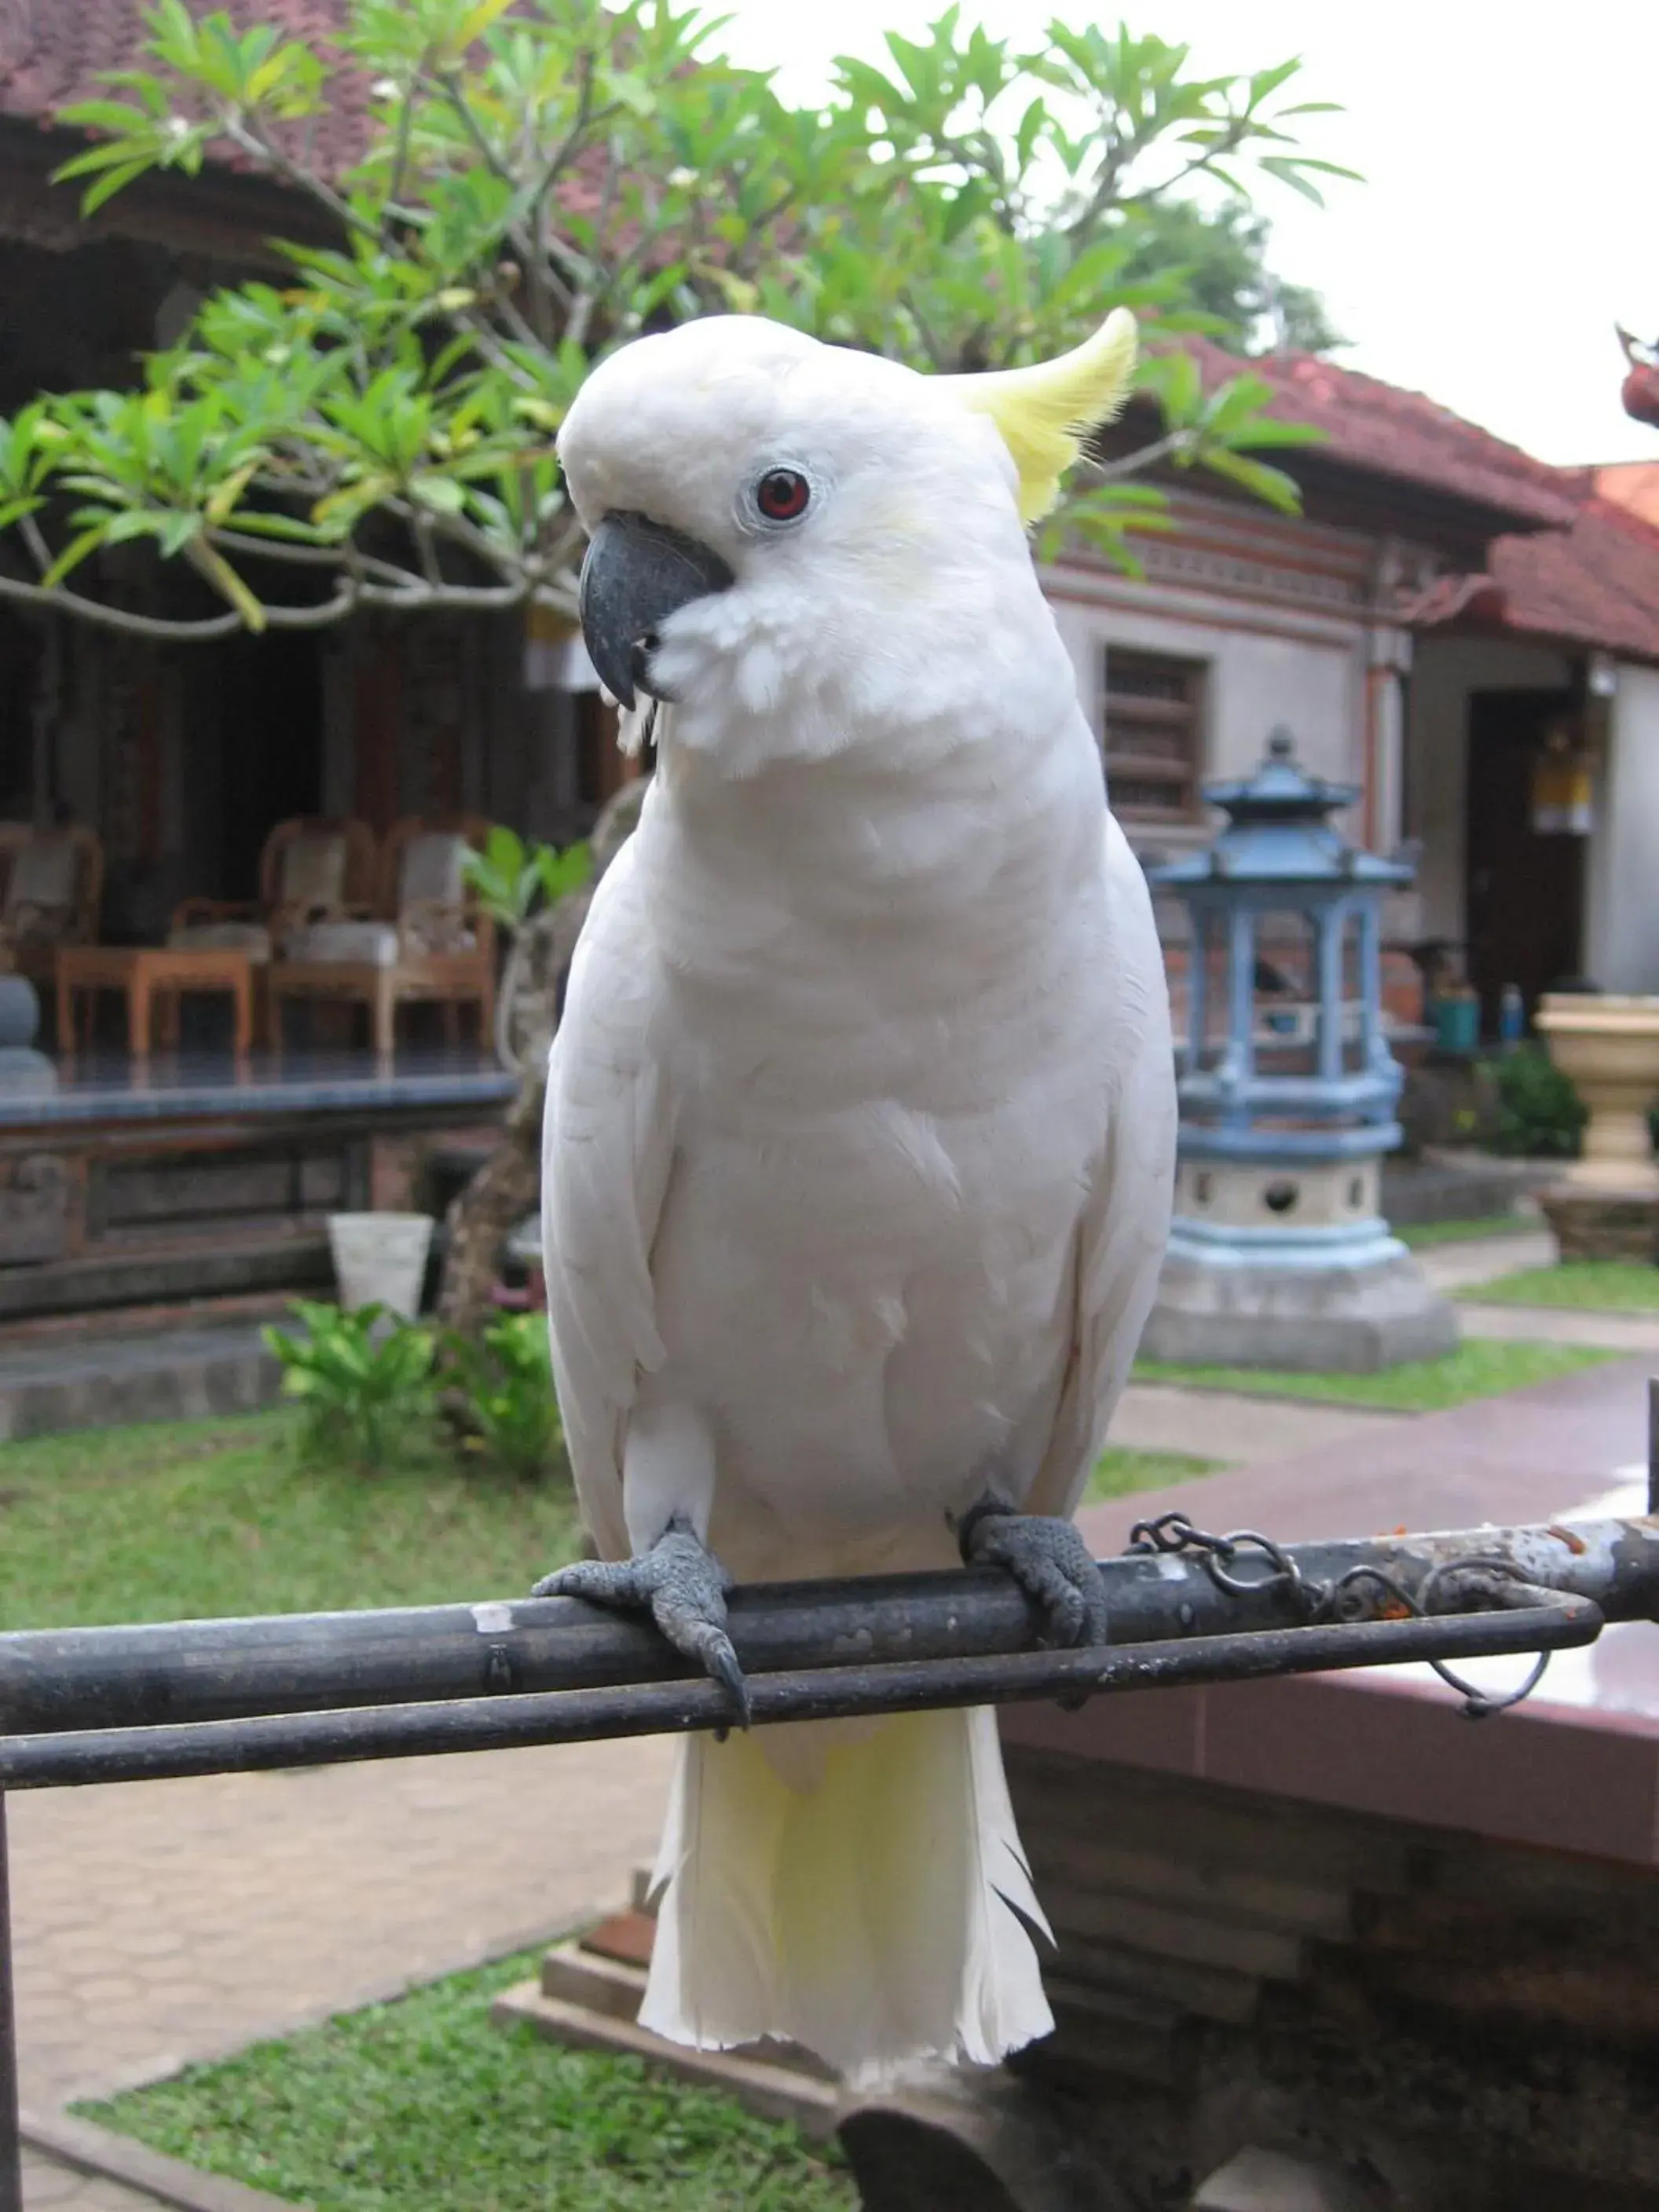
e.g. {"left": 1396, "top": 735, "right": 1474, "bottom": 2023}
{"left": 639, "top": 1706, "right": 1053, "bottom": 2081}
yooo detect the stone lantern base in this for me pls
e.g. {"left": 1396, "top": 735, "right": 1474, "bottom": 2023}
{"left": 1143, "top": 1247, "right": 1458, "bottom": 1373}
{"left": 1142, "top": 1152, "right": 1457, "bottom": 1372}
{"left": 0, "top": 974, "right": 56, "bottom": 1097}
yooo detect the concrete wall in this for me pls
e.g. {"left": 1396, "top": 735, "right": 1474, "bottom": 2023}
{"left": 1586, "top": 661, "right": 1659, "bottom": 992}
{"left": 1404, "top": 635, "right": 1575, "bottom": 942}
{"left": 1047, "top": 589, "right": 1368, "bottom": 863}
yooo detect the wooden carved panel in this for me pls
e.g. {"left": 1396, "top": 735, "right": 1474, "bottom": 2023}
{"left": 0, "top": 1152, "right": 71, "bottom": 1265}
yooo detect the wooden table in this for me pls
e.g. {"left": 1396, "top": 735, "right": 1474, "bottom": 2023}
{"left": 57, "top": 945, "right": 256, "bottom": 1058}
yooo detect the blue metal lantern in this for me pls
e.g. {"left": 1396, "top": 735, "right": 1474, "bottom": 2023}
{"left": 1143, "top": 728, "right": 1455, "bottom": 1371}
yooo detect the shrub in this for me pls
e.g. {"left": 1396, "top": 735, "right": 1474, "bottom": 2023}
{"left": 445, "top": 1313, "right": 564, "bottom": 1482}
{"left": 266, "top": 1302, "right": 438, "bottom": 1472}
{"left": 1483, "top": 1047, "right": 1587, "bottom": 1159}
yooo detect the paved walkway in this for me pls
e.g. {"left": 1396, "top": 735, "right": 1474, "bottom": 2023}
{"left": 1111, "top": 1382, "right": 1406, "bottom": 1466}
{"left": 1456, "top": 1301, "right": 1659, "bottom": 1352}
{"left": 20, "top": 2151, "right": 156, "bottom": 2210}
{"left": 13, "top": 1737, "right": 674, "bottom": 2207}
{"left": 1413, "top": 1229, "right": 1555, "bottom": 1293}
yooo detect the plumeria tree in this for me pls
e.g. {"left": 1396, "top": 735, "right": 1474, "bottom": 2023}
{"left": 0, "top": 0, "right": 1353, "bottom": 642}
{"left": 0, "top": 0, "right": 1353, "bottom": 1331}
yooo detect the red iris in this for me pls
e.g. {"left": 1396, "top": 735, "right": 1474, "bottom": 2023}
{"left": 756, "top": 468, "right": 811, "bottom": 521}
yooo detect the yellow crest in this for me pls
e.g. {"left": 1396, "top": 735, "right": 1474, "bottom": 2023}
{"left": 940, "top": 308, "right": 1138, "bottom": 526}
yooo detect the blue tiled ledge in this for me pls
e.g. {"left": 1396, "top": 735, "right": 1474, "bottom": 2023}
{"left": 0, "top": 1050, "right": 518, "bottom": 1130}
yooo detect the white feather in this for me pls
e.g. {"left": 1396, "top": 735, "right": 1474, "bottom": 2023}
{"left": 544, "top": 314, "right": 1177, "bottom": 2078}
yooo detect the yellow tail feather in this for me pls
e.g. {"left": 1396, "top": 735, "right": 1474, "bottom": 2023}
{"left": 640, "top": 1706, "right": 1053, "bottom": 2082}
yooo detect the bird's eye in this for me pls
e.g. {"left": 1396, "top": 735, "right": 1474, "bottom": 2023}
{"left": 754, "top": 468, "right": 811, "bottom": 522}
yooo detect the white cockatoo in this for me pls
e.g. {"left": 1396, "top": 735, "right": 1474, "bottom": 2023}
{"left": 537, "top": 308, "right": 1177, "bottom": 2081}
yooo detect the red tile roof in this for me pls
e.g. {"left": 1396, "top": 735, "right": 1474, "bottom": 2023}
{"left": 0, "top": 0, "right": 371, "bottom": 177}
{"left": 1488, "top": 498, "right": 1659, "bottom": 663}
{"left": 1598, "top": 461, "right": 1659, "bottom": 532}
{"left": 1178, "top": 339, "right": 1659, "bottom": 663}
{"left": 1178, "top": 335, "right": 1580, "bottom": 531}
{"left": 1400, "top": 492, "right": 1659, "bottom": 666}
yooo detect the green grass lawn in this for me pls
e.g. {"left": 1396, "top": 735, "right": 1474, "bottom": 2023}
{"left": 1395, "top": 1214, "right": 1535, "bottom": 1250}
{"left": 80, "top": 1946, "right": 854, "bottom": 2212}
{"left": 1132, "top": 1338, "right": 1619, "bottom": 1414}
{"left": 0, "top": 1411, "right": 583, "bottom": 1630}
{"left": 0, "top": 1412, "right": 1204, "bottom": 1633}
{"left": 1459, "top": 1261, "right": 1659, "bottom": 1313}
{"left": 1086, "top": 1445, "right": 1215, "bottom": 1500}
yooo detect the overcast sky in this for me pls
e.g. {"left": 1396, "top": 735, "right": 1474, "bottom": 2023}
{"left": 716, "top": 0, "right": 1657, "bottom": 470}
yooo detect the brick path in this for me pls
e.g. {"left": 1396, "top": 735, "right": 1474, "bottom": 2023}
{"left": 12, "top": 1738, "right": 674, "bottom": 2207}
{"left": 20, "top": 2150, "right": 156, "bottom": 2210}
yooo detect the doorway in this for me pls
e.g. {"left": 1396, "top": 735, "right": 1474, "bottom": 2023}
{"left": 1464, "top": 688, "right": 1585, "bottom": 1031}
{"left": 182, "top": 631, "right": 324, "bottom": 905}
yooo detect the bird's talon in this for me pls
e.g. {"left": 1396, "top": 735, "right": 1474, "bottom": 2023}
{"left": 958, "top": 1492, "right": 1108, "bottom": 1650}
{"left": 529, "top": 1518, "right": 750, "bottom": 1727}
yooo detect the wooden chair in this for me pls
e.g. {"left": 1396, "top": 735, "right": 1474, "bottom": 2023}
{"left": 169, "top": 815, "right": 379, "bottom": 965}
{"left": 0, "top": 822, "right": 104, "bottom": 992}
{"left": 269, "top": 815, "right": 496, "bottom": 1057}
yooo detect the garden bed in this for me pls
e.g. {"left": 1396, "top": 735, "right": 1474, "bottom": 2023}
{"left": 79, "top": 1946, "right": 855, "bottom": 2212}
{"left": 1131, "top": 1339, "right": 1618, "bottom": 1413}
{"left": 1459, "top": 1261, "right": 1659, "bottom": 1313}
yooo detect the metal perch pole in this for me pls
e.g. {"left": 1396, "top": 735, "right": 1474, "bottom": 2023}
{"left": 0, "top": 1502, "right": 1655, "bottom": 2211}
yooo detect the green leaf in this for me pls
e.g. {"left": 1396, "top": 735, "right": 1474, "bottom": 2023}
{"left": 455, "top": 0, "right": 520, "bottom": 45}
{"left": 41, "top": 528, "right": 107, "bottom": 589}
{"left": 410, "top": 473, "right": 467, "bottom": 514}
{"left": 1196, "top": 446, "right": 1305, "bottom": 513}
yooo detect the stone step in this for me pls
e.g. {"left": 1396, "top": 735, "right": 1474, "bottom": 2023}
{"left": 0, "top": 1320, "right": 281, "bottom": 1442}
{"left": 540, "top": 1940, "right": 649, "bottom": 2023}
{"left": 577, "top": 1906, "right": 656, "bottom": 1967}
{"left": 1044, "top": 1976, "right": 1186, "bottom": 2086}
{"left": 1046, "top": 1928, "right": 1263, "bottom": 2027}
{"left": 1027, "top": 1828, "right": 1354, "bottom": 1941}
{"left": 1192, "top": 2144, "right": 1379, "bottom": 2212}
{"left": 1040, "top": 1880, "right": 1307, "bottom": 1985}
{"left": 493, "top": 1979, "right": 840, "bottom": 2138}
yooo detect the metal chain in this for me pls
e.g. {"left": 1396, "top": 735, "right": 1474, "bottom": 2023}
{"left": 1126, "top": 1511, "right": 1320, "bottom": 1620}
{"left": 1123, "top": 1512, "right": 1555, "bottom": 1719}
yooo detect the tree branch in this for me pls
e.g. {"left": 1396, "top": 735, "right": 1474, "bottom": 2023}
{"left": 1078, "top": 431, "right": 1197, "bottom": 483}
{"left": 221, "top": 113, "right": 379, "bottom": 251}
{"left": 0, "top": 568, "right": 538, "bottom": 641}
{"left": 207, "top": 529, "right": 419, "bottom": 589}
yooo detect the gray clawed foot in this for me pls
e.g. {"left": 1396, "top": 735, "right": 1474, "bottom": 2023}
{"left": 957, "top": 1490, "right": 1109, "bottom": 1651}
{"left": 532, "top": 1514, "right": 752, "bottom": 1729}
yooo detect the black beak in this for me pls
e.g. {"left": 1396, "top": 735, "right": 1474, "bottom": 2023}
{"left": 578, "top": 511, "right": 735, "bottom": 710}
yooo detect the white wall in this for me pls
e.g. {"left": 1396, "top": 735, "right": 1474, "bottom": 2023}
{"left": 1047, "top": 592, "right": 1367, "bottom": 853}
{"left": 1404, "top": 635, "right": 1575, "bottom": 941}
{"left": 1586, "top": 661, "right": 1659, "bottom": 992}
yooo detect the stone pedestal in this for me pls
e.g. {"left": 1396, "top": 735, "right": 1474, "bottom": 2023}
{"left": 1148, "top": 1149, "right": 1458, "bottom": 1372}
{"left": 0, "top": 973, "right": 57, "bottom": 1097}
{"left": 1538, "top": 1185, "right": 1659, "bottom": 1263}
{"left": 1143, "top": 1244, "right": 1459, "bottom": 1372}
{"left": 1535, "top": 993, "right": 1659, "bottom": 1196}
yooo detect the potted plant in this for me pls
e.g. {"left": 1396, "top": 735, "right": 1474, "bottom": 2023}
{"left": 326, "top": 1210, "right": 437, "bottom": 1320}
{"left": 460, "top": 827, "right": 595, "bottom": 1074}
{"left": 1536, "top": 991, "right": 1659, "bottom": 1194}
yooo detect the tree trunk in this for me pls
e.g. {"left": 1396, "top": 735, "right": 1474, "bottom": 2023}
{"left": 436, "top": 1066, "right": 544, "bottom": 1340}
{"left": 434, "top": 775, "right": 650, "bottom": 1340}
